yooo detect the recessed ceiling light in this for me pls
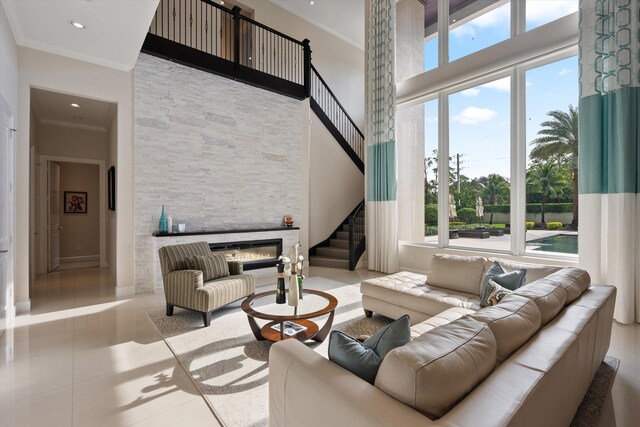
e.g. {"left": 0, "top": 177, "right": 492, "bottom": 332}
{"left": 220, "top": 1, "right": 224, "bottom": 4}
{"left": 70, "top": 103, "right": 80, "bottom": 108}
{"left": 309, "top": 1, "right": 314, "bottom": 4}
{"left": 69, "top": 21, "right": 86, "bottom": 29}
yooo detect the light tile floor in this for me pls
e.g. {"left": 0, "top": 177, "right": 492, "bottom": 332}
{"left": 0, "top": 266, "right": 638, "bottom": 426}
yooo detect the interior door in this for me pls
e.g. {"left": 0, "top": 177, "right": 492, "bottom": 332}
{"left": 0, "top": 97, "right": 14, "bottom": 334}
{"left": 48, "top": 162, "right": 61, "bottom": 272}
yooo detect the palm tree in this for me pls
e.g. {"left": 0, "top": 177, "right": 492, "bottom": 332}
{"left": 481, "top": 174, "right": 510, "bottom": 224}
{"left": 526, "top": 162, "right": 566, "bottom": 224}
{"left": 530, "top": 105, "right": 578, "bottom": 227}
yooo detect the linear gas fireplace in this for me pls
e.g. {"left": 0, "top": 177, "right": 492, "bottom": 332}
{"left": 209, "top": 238, "right": 283, "bottom": 271}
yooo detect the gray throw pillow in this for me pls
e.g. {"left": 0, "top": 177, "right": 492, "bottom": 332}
{"left": 482, "top": 261, "right": 527, "bottom": 292}
{"left": 328, "top": 315, "right": 410, "bottom": 384}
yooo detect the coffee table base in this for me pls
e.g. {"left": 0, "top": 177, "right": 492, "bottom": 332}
{"left": 246, "top": 310, "right": 335, "bottom": 343}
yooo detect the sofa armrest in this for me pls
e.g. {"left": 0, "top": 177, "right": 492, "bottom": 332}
{"left": 227, "top": 260, "right": 244, "bottom": 275}
{"left": 269, "top": 340, "right": 433, "bottom": 427}
{"left": 164, "top": 269, "right": 204, "bottom": 295}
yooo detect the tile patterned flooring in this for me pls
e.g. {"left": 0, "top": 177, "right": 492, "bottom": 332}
{"left": 0, "top": 266, "right": 638, "bottom": 426}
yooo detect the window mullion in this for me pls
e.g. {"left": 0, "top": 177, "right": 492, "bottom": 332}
{"left": 510, "top": 66, "right": 526, "bottom": 256}
{"left": 437, "top": 91, "right": 449, "bottom": 248}
{"left": 512, "top": 0, "right": 525, "bottom": 37}
{"left": 437, "top": 0, "right": 448, "bottom": 67}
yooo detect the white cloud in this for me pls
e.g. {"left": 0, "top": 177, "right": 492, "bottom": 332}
{"left": 526, "top": 80, "right": 533, "bottom": 88}
{"left": 481, "top": 77, "right": 510, "bottom": 92}
{"left": 470, "top": 3, "right": 511, "bottom": 28}
{"left": 453, "top": 107, "right": 497, "bottom": 125}
{"left": 426, "top": 116, "right": 438, "bottom": 123}
{"left": 557, "top": 68, "right": 572, "bottom": 76}
{"left": 451, "top": 24, "right": 476, "bottom": 39}
{"left": 527, "top": 1, "right": 578, "bottom": 25}
{"left": 461, "top": 88, "right": 480, "bottom": 97}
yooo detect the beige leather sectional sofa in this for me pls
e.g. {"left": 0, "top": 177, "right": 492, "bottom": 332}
{"left": 269, "top": 254, "right": 616, "bottom": 427}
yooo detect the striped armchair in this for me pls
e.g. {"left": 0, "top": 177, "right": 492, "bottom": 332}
{"left": 158, "top": 241, "right": 255, "bottom": 326}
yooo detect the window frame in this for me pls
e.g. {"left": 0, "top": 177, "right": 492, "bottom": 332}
{"left": 397, "top": 0, "right": 579, "bottom": 260}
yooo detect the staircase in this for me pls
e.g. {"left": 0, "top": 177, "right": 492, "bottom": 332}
{"left": 309, "top": 201, "right": 365, "bottom": 270}
{"left": 142, "top": 0, "right": 366, "bottom": 269}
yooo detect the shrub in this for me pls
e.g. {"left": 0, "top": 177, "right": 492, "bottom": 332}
{"left": 525, "top": 221, "right": 535, "bottom": 229}
{"left": 483, "top": 203, "right": 574, "bottom": 214}
{"left": 424, "top": 226, "right": 438, "bottom": 236}
{"left": 449, "top": 221, "right": 465, "bottom": 227}
{"left": 457, "top": 208, "right": 477, "bottom": 224}
{"left": 425, "top": 204, "right": 438, "bottom": 225}
{"left": 547, "top": 222, "right": 563, "bottom": 230}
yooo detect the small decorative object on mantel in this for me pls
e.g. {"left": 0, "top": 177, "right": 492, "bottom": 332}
{"left": 283, "top": 215, "right": 294, "bottom": 228}
{"left": 278, "top": 242, "right": 305, "bottom": 306}
{"left": 167, "top": 215, "right": 173, "bottom": 234}
{"left": 276, "top": 261, "right": 286, "bottom": 304}
{"left": 159, "top": 205, "right": 168, "bottom": 233}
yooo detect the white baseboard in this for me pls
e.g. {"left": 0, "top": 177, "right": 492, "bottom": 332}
{"left": 15, "top": 300, "right": 31, "bottom": 314}
{"left": 115, "top": 286, "right": 135, "bottom": 297}
{"left": 60, "top": 255, "right": 100, "bottom": 264}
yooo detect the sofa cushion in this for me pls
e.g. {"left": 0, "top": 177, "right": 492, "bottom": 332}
{"left": 360, "top": 272, "right": 480, "bottom": 319}
{"left": 482, "top": 261, "right": 527, "bottom": 291}
{"left": 193, "top": 252, "right": 230, "bottom": 281}
{"left": 410, "top": 307, "right": 475, "bottom": 337}
{"left": 328, "top": 315, "right": 411, "bottom": 384}
{"left": 375, "top": 317, "right": 496, "bottom": 420}
{"left": 488, "top": 258, "right": 561, "bottom": 284}
{"left": 470, "top": 294, "right": 542, "bottom": 362}
{"left": 542, "top": 267, "right": 591, "bottom": 304}
{"left": 513, "top": 280, "right": 567, "bottom": 325}
{"left": 480, "top": 279, "right": 513, "bottom": 307}
{"left": 427, "top": 254, "right": 487, "bottom": 295}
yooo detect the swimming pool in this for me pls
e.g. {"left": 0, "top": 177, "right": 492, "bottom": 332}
{"left": 527, "top": 234, "right": 578, "bottom": 254}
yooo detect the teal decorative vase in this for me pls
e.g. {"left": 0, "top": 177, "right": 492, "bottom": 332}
{"left": 159, "top": 205, "right": 168, "bottom": 233}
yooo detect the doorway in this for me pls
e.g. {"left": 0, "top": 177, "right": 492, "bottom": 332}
{"left": 29, "top": 88, "right": 116, "bottom": 281}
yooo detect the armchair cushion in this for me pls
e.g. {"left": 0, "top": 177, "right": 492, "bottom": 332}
{"left": 192, "top": 252, "right": 230, "bottom": 281}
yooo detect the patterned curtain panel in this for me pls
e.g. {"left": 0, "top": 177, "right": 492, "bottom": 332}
{"left": 579, "top": 0, "right": 640, "bottom": 323}
{"left": 366, "top": 0, "right": 399, "bottom": 273}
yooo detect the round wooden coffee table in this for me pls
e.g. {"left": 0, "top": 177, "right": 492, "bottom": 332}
{"left": 241, "top": 289, "right": 338, "bottom": 342}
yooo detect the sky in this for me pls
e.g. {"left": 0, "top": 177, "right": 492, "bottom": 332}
{"left": 421, "top": 0, "right": 579, "bottom": 180}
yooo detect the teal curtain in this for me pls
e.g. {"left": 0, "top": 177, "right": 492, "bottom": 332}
{"left": 578, "top": 0, "right": 640, "bottom": 323}
{"left": 366, "top": 0, "right": 399, "bottom": 273}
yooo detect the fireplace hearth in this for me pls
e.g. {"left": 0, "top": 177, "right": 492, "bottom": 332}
{"left": 209, "top": 238, "right": 283, "bottom": 271}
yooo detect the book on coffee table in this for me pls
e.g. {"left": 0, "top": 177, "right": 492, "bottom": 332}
{"left": 271, "top": 321, "right": 308, "bottom": 336}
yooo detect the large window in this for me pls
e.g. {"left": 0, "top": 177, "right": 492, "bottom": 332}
{"left": 449, "top": 0, "right": 510, "bottom": 62}
{"left": 525, "top": 57, "right": 579, "bottom": 255}
{"left": 448, "top": 77, "right": 511, "bottom": 251}
{"left": 526, "top": 0, "right": 578, "bottom": 31}
{"left": 397, "top": 0, "right": 579, "bottom": 258}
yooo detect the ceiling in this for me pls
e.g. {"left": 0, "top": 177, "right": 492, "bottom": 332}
{"left": 31, "top": 87, "right": 116, "bottom": 133}
{"left": 270, "top": 0, "right": 364, "bottom": 50}
{"left": 1, "top": 0, "right": 160, "bottom": 71}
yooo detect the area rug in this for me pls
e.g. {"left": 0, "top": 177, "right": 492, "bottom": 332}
{"left": 571, "top": 355, "right": 620, "bottom": 427}
{"left": 146, "top": 278, "right": 391, "bottom": 427}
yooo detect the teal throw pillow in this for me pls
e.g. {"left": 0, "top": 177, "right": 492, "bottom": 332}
{"left": 482, "top": 261, "right": 527, "bottom": 292}
{"left": 480, "top": 279, "right": 513, "bottom": 307}
{"left": 328, "top": 315, "right": 411, "bottom": 384}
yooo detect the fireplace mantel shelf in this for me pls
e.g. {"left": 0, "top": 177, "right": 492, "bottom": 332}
{"left": 152, "top": 226, "right": 300, "bottom": 238}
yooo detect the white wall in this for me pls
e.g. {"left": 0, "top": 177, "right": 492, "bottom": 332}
{"left": 36, "top": 124, "right": 108, "bottom": 160}
{"left": 58, "top": 162, "right": 100, "bottom": 259}
{"left": 309, "top": 110, "right": 364, "bottom": 246}
{"left": 0, "top": 3, "right": 17, "bottom": 320}
{"left": 0, "top": 3, "right": 17, "bottom": 112}
{"left": 240, "top": 0, "right": 365, "bottom": 129}
{"left": 134, "top": 53, "right": 302, "bottom": 292}
{"left": 17, "top": 47, "right": 135, "bottom": 302}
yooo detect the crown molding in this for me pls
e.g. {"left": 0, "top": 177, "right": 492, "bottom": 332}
{"left": 39, "top": 118, "right": 107, "bottom": 133}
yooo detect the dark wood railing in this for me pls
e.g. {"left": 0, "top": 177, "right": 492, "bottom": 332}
{"left": 348, "top": 200, "right": 366, "bottom": 270}
{"left": 310, "top": 64, "right": 365, "bottom": 172}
